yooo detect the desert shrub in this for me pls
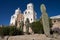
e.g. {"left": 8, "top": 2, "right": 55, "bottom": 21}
{"left": 9, "top": 26, "right": 24, "bottom": 36}
{"left": 0, "top": 26, "right": 24, "bottom": 36}
{"left": 31, "top": 20, "right": 44, "bottom": 34}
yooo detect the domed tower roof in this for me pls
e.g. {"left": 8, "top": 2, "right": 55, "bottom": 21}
{"left": 27, "top": 3, "right": 33, "bottom": 7}
{"left": 27, "top": 3, "right": 34, "bottom": 10}
{"left": 15, "top": 8, "right": 21, "bottom": 14}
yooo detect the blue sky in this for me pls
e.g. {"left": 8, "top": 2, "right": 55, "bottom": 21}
{"left": 0, "top": 0, "right": 60, "bottom": 25}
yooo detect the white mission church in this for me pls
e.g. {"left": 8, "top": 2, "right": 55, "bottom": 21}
{"left": 10, "top": 3, "right": 37, "bottom": 26}
{"left": 10, "top": 3, "right": 37, "bottom": 33}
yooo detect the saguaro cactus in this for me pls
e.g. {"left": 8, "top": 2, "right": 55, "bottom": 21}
{"left": 40, "top": 4, "right": 50, "bottom": 37}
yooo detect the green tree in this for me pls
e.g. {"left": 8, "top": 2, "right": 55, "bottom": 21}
{"left": 0, "top": 26, "right": 10, "bottom": 38}
{"left": 25, "top": 18, "right": 30, "bottom": 34}
{"left": 20, "top": 21, "right": 24, "bottom": 31}
{"left": 9, "top": 26, "right": 17, "bottom": 36}
{"left": 0, "top": 27, "right": 4, "bottom": 38}
{"left": 49, "top": 19, "right": 52, "bottom": 28}
{"left": 0, "top": 26, "right": 24, "bottom": 36}
{"left": 31, "top": 20, "right": 44, "bottom": 34}
{"left": 9, "top": 26, "right": 24, "bottom": 36}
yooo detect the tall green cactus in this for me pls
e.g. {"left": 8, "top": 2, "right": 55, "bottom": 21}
{"left": 40, "top": 4, "right": 50, "bottom": 37}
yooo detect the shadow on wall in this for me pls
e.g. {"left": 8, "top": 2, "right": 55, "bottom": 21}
{"left": 52, "top": 27, "right": 60, "bottom": 34}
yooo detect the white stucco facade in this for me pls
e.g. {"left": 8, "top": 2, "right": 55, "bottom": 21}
{"left": 10, "top": 8, "right": 21, "bottom": 25}
{"left": 24, "top": 3, "right": 37, "bottom": 24}
{"left": 50, "top": 15, "right": 60, "bottom": 31}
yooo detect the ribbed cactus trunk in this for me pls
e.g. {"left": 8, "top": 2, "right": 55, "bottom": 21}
{"left": 40, "top": 4, "right": 50, "bottom": 37}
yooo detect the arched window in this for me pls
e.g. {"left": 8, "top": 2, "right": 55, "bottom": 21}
{"left": 28, "top": 6, "right": 30, "bottom": 9}
{"left": 28, "top": 11, "right": 30, "bottom": 13}
{"left": 25, "top": 12, "right": 27, "bottom": 14}
{"left": 31, "top": 18, "right": 32, "bottom": 21}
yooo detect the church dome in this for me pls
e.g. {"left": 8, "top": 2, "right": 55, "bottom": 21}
{"left": 27, "top": 3, "right": 33, "bottom": 7}
{"left": 27, "top": 3, "right": 33, "bottom": 9}
{"left": 15, "top": 8, "right": 21, "bottom": 14}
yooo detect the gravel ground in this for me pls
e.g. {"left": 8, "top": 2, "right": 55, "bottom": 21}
{"left": 0, "top": 34, "right": 60, "bottom": 40}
